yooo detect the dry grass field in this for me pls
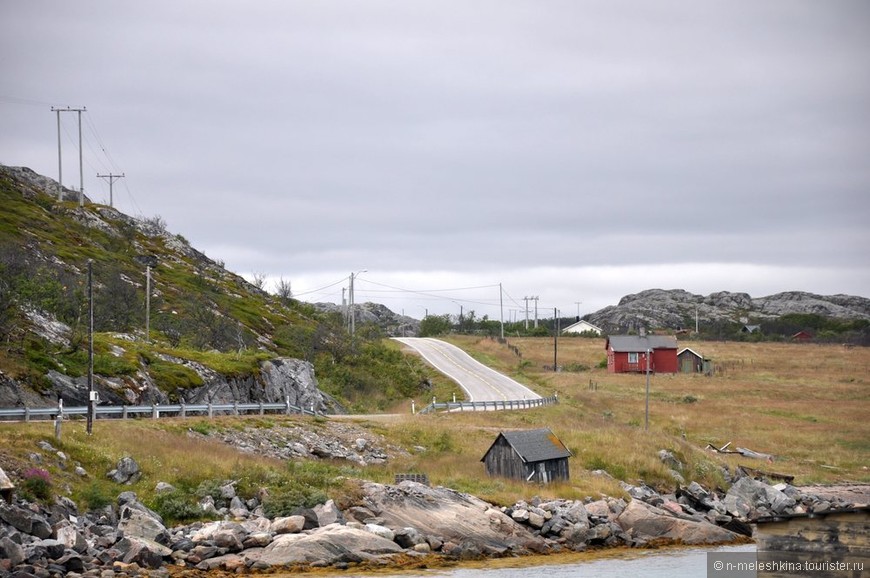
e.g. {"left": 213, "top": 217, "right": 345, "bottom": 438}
{"left": 435, "top": 336, "right": 870, "bottom": 490}
{"left": 0, "top": 336, "right": 866, "bottom": 513}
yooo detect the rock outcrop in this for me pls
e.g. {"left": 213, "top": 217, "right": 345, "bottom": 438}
{"left": 585, "top": 288, "right": 870, "bottom": 333}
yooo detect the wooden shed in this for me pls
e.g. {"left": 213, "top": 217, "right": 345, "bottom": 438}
{"left": 480, "top": 428, "right": 572, "bottom": 483}
{"left": 605, "top": 335, "right": 679, "bottom": 373}
{"left": 677, "top": 347, "right": 708, "bottom": 373}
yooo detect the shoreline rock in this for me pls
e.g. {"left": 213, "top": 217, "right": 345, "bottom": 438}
{"left": 1, "top": 458, "right": 866, "bottom": 576}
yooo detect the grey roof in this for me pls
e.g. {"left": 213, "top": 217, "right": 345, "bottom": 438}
{"left": 607, "top": 335, "right": 678, "bottom": 352}
{"left": 492, "top": 428, "right": 572, "bottom": 463}
{"left": 678, "top": 347, "right": 705, "bottom": 359}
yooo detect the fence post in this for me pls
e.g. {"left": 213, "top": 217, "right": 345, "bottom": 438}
{"left": 54, "top": 398, "right": 63, "bottom": 440}
{"left": 411, "top": 400, "right": 416, "bottom": 415}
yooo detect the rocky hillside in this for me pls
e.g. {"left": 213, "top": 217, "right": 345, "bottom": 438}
{"left": 585, "top": 288, "right": 870, "bottom": 334}
{"left": 0, "top": 165, "right": 426, "bottom": 411}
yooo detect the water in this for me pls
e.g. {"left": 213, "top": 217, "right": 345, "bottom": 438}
{"left": 324, "top": 544, "right": 755, "bottom": 578}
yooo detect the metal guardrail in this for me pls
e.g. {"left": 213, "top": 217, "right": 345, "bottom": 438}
{"left": 0, "top": 400, "right": 320, "bottom": 422}
{"left": 417, "top": 394, "right": 558, "bottom": 415}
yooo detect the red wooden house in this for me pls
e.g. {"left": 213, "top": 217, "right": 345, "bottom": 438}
{"left": 605, "top": 335, "right": 679, "bottom": 373}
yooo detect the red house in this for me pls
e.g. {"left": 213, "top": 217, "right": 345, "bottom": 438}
{"left": 605, "top": 335, "right": 679, "bottom": 373}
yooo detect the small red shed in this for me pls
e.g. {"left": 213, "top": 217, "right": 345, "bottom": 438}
{"left": 605, "top": 335, "right": 679, "bottom": 373}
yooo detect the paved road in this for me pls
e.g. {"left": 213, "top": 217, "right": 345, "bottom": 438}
{"left": 394, "top": 337, "right": 541, "bottom": 402}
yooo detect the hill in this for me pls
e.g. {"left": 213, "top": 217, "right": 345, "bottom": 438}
{"left": 0, "top": 165, "right": 434, "bottom": 412}
{"left": 584, "top": 288, "right": 869, "bottom": 341}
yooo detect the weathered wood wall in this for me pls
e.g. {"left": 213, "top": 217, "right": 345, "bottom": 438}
{"left": 482, "top": 437, "right": 569, "bottom": 483}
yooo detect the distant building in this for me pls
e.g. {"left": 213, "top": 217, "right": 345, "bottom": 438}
{"left": 605, "top": 335, "right": 679, "bottom": 373}
{"left": 741, "top": 324, "right": 761, "bottom": 334}
{"left": 791, "top": 330, "right": 813, "bottom": 342}
{"left": 562, "top": 319, "right": 603, "bottom": 336}
{"left": 481, "top": 428, "right": 572, "bottom": 483}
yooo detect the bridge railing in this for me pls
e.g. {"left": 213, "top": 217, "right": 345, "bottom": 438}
{"left": 417, "top": 394, "right": 558, "bottom": 415}
{"left": 0, "top": 399, "right": 321, "bottom": 422}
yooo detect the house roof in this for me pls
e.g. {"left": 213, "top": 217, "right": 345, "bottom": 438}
{"left": 606, "top": 335, "right": 678, "bottom": 352}
{"left": 562, "top": 320, "right": 603, "bottom": 334}
{"left": 481, "top": 428, "right": 572, "bottom": 464}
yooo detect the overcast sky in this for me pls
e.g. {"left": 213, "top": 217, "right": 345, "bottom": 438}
{"left": 2, "top": 1, "right": 868, "bottom": 320}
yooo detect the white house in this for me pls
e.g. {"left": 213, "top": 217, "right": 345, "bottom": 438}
{"left": 562, "top": 320, "right": 603, "bottom": 335}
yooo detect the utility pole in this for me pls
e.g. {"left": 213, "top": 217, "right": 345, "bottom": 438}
{"left": 342, "top": 287, "right": 347, "bottom": 327}
{"left": 532, "top": 296, "right": 539, "bottom": 328}
{"left": 523, "top": 297, "right": 530, "bottom": 330}
{"left": 349, "top": 270, "right": 366, "bottom": 336}
{"left": 145, "top": 265, "right": 151, "bottom": 342}
{"left": 87, "top": 260, "right": 94, "bottom": 435}
{"left": 96, "top": 172, "right": 124, "bottom": 207}
{"left": 553, "top": 307, "right": 559, "bottom": 372}
{"left": 349, "top": 273, "right": 354, "bottom": 335}
{"left": 499, "top": 283, "right": 504, "bottom": 340}
{"left": 51, "top": 106, "right": 86, "bottom": 204}
{"left": 575, "top": 301, "right": 583, "bottom": 321}
{"left": 645, "top": 348, "right": 651, "bottom": 431}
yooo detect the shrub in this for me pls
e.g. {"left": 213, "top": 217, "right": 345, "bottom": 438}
{"left": 262, "top": 486, "right": 328, "bottom": 518}
{"left": 21, "top": 468, "right": 52, "bottom": 501}
{"left": 151, "top": 489, "right": 202, "bottom": 523}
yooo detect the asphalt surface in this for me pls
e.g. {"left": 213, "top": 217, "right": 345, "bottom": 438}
{"left": 393, "top": 337, "right": 541, "bottom": 402}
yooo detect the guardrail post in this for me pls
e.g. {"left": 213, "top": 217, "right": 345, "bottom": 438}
{"left": 233, "top": 401, "right": 239, "bottom": 416}
{"left": 122, "top": 406, "right": 128, "bottom": 419}
{"left": 180, "top": 403, "right": 186, "bottom": 418}
{"left": 259, "top": 402, "right": 264, "bottom": 415}
{"left": 208, "top": 403, "right": 213, "bottom": 418}
{"left": 24, "top": 407, "right": 30, "bottom": 422}
{"left": 152, "top": 404, "right": 159, "bottom": 419}
{"left": 285, "top": 396, "right": 291, "bottom": 415}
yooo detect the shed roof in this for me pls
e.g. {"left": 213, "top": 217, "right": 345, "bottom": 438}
{"left": 677, "top": 347, "right": 705, "bottom": 359}
{"left": 481, "top": 428, "right": 572, "bottom": 464}
{"left": 606, "top": 335, "right": 678, "bottom": 352}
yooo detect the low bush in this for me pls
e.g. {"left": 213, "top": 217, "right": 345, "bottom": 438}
{"left": 21, "top": 468, "right": 52, "bottom": 501}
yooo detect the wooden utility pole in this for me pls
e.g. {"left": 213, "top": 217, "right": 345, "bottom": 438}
{"left": 645, "top": 348, "right": 651, "bottom": 431}
{"left": 87, "top": 260, "right": 94, "bottom": 435}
